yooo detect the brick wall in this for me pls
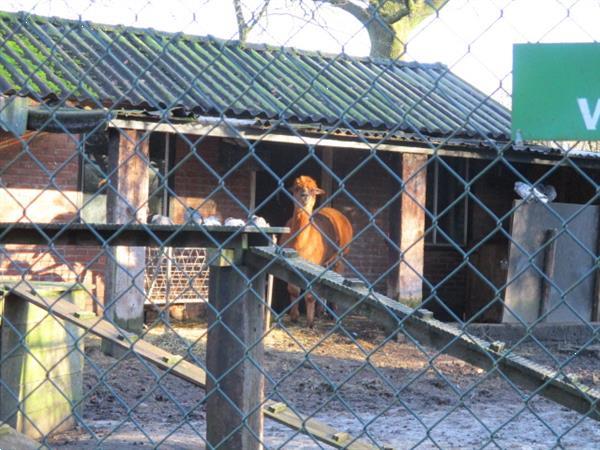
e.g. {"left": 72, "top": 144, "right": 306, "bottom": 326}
{"left": 7, "top": 131, "right": 562, "bottom": 321}
{"left": 331, "top": 150, "right": 396, "bottom": 291}
{"left": 0, "top": 132, "right": 256, "bottom": 313}
{"left": 0, "top": 131, "right": 105, "bottom": 311}
{"left": 172, "top": 136, "right": 252, "bottom": 221}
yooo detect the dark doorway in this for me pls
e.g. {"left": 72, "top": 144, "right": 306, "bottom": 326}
{"left": 254, "top": 144, "right": 323, "bottom": 227}
{"left": 254, "top": 143, "right": 326, "bottom": 314}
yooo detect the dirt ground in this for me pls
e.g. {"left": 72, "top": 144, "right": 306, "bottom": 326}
{"left": 47, "top": 315, "right": 600, "bottom": 449}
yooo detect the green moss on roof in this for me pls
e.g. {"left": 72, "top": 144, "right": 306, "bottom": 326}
{"left": 0, "top": 9, "right": 511, "bottom": 140}
{"left": 2, "top": 25, "right": 97, "bottom": 96}
{"left": 8, "top": 40, "right": 66, "bottom": 92}
{"left": 0, "top": 62, "right": 16, "bottom": 87}
{"left": 1, "top": 52, "right": 41, "bottom": 93}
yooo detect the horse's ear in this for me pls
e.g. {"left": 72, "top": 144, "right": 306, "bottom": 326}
{"left": 314, "top": 188, "right": 326, "bottom": 196}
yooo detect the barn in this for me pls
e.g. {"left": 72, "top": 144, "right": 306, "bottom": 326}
{"left": 1, "top": 10, "right": 600, "bottom": 325}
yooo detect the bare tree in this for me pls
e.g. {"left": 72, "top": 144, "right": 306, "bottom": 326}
{"left": 233, "top": 0, "right": 271, "bottom": 42}
{"left": 231, "top": 0, "right": 448, "bottom": 57}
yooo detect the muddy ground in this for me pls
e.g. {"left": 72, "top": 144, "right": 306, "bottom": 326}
{"left": 47, "top": 315, "right": 600, "bottom": 449}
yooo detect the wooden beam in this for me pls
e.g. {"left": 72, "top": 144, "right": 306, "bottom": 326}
{"left": 539, "top": 229, "right": 558, "bottom": 320}
{"left": 103, "top": 128, "right": 149, "bottom": 353}
{"left": 0, "top": 223, "right": 287, "bottom": 248}
{"left": 6, "top": 283, "right": 378, "bottom": 449}
{"left": 206, "top": 264, "right": 265, "bottom": 450}
{"left": 246, "top": 246, "right": 600, "bottom": 422}
{"left": 388, "top": 154, "right": 427, "bottom": 307}
{"left": 109, "top": 118, "right": 600, "bottom": 168}
{"left": 110, "top": 118, "right": 461, "bottom": 158}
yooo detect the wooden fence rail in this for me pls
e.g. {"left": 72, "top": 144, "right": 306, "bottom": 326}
{"left": 245, "top": 246, "right": 600, "bottom": 422}
{"left": 3, "top": 283, "right": 379, "bottom": 450}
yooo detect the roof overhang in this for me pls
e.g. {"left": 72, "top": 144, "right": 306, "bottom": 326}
{"left": 108, "top": 115, "right": 600, "bottom": 168}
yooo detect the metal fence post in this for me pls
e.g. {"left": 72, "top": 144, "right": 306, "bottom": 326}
{"left": 206, "top": 250, "right": 265, "bottom": 450}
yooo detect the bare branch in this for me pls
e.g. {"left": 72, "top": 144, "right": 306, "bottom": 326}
{"left": 241, "top": 0, "right": 449, "bottom": 57}
{"left": 233, "top": 0, "right": 273, "bottom": 42}
{"left": 315, "top": 0, "right": 397, "bottom": 57}
{"left": 233, "top": 0, "right": 249, "bottom": 41}
{"left": 248, "top": 0, "right": 271, "bottom": 30}
{"left": 315, "top": 0, "right": 372, "bottom": 24}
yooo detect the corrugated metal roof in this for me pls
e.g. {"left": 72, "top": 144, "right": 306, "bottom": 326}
{"left": 0, "top": 11, "right": 512, "bottom": 141}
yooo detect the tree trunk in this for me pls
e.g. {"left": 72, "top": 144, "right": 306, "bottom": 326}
{"left": 334, "top": 0, "right": 447, "bottom": 60}
{"left": 367, "top": 22, "right": 395, "bottom": 58}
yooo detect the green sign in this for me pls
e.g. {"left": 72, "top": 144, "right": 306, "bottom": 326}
{"left": 512, "top": 43, "right": 600, "bottom": 141}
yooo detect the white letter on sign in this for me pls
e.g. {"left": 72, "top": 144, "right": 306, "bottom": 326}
{"left": 577, "top": 98, "right": 600, "bottom": 130}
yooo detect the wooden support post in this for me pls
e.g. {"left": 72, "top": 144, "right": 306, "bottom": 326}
{"left": 320, "top": 147, "right": 334, "bottom": 206}
{"left": 264, "top": 236, "right": 277, "bottom": 332}
{"left": 0, "top": 285, "right": 86, "bottom": 438}
{"left": 539, "top": 228, "right": 558, "bottom": 320}
{"left": 206, "top": 256, "right": 266, "bottom": 450}
{"left": 103, "top": 129, "right": 149, "bottom": 356}
{"left": 388, "top": 153, "right": 427, "bottom": 307}
{"left": 250, "top": 169, "right": 257, "bottom": 213}
{"left": 248, "top": 167, "right": 274, "bottom": 331}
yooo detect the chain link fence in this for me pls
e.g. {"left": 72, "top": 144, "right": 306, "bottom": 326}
{"left": 0, "top": 1, "right": 599, "bottom": 448}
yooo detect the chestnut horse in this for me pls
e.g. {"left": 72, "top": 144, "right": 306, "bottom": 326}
{"left": 282, "top": 175, "right": 353, "bottom": 327}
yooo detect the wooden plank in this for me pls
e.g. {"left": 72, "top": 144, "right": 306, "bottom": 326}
{"left": 109, "top": 118, "right": 600, "bottom": 168}
{"left": 388, "top": 154, "right": 427, "bottom": 306}
{"left": 245, "top": 246, "right": 600, "bottom": 422}
{"left": 263, "top": 403, "right": 381, "bottom": 450}
{"left": 206, "top": 265, "right": 265, "bottom": 450}
{"left": 0, "top": 223, "right": 288, "bottom": 248}
{"left": 539, "top": 228, "right": 558, "bottom": 320}
{"left": 144, "top": 298, "right": 206, "bottom": 305}
{"left": 5, "top": 283, "right": 379, "bottom": 449}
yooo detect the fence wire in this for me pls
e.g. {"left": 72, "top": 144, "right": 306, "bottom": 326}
{"left": 0, "top": 1, "right": 599, "bottom": 449}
